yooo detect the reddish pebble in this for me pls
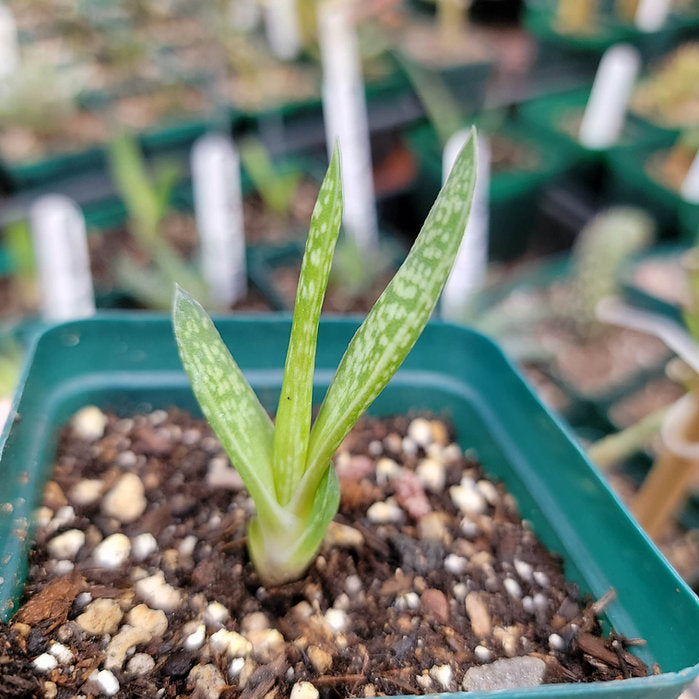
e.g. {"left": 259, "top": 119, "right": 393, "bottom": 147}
{"left": 394, "top": 471, "right": 431, "bottom": 519}
{"left": 421, "top": 589, "right": 449, "bottom": 624}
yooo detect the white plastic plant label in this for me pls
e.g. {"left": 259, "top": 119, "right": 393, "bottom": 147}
{"left": 578, "top": 44, "right": 641, "bottom": 150}
{"left": 318, "top": 0, "right": 378, "bottom": 252}
{"left": 264, "top": 0, "right": 301, "bottom": 60}
{"left": 29, "top": 195, "right": 95, "bottom": 322}
{"left": 635, "top": 0, "right": 671, "bottom": 32}
{"left": 441, "top": 130, "right": 490, "bottom": 322}
{"left": 0, "top": 2, "right": 19, "bottom": 82}
{"left": 680, "top": 150, "right": 699, "bottom": 205}
{"left": 191, "top": 132, "right": 247, "bottom": 308}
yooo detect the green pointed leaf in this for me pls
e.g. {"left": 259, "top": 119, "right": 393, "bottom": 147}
{"left": 272, "top": 146, "right": 343, "bottom": 505}
{"left": 297, "top": 130, "right": 477, "bottom": 506}
{"left": 173, "top": 285, "right": 280, "bottom": 518}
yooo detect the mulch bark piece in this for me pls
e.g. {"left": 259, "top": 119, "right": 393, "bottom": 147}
{"left": 0, "top": 410, "right": 649, "bottom": 697}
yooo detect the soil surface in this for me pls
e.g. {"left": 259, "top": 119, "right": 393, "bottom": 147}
{"left": 0, "top": 410, "right": 648, "bottom": 698}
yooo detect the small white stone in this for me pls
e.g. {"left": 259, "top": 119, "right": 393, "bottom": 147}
{"left": 47, "top": 529, "right": 85, "bottom": 560}
{"left": 522, "top": 596, "right": 534, "bottom": 614}
{"left": 184, "top": 624, "right": 206, "bottom": 650}
{"left": 204, "top": 602, "right": 229, "bottom": 627}
{"left": 35, "top": 506, "right": 53, "bottom": 528}
{"left": 246, "top": 629, "right": 284, "bottom": 663}
{"left": 476, "top": 480, "right": 499, "bottom": 505}
{"left": 179, "top": 535, "right": 197, "bottom": 558}
{"left": 367, "top": 500, "right": 403, "bottom": 524}
{"left": 368, "top": 440, "right": 383, "bottom": 456}
{"left": 33, "top": 653, "right": 58, "bottom": 673}
{"left": 429, "top": 664, "right": 453, "bottom": 691}
{"left": 126, "top": 653, "right": 156, "bottom": 676}
{"left": 514, "top": 559, "right": 533, "bottom": 582}
{"left": 444, "top": 554, "right": 467, "bottom": 576}
{"left": 460, "top": 518, "right": 479, "bottom": 538}
{"left": 241, "top": 612, "right": 270, "bottom": 633}
{"left": 415, "top": 458, "right": 446, "bottom": 493}
{"left": 474, "top": 645, "right": 492, "bottom": 663}
{"left": 96, "top": 669, "right": 120, "bottom": 696}
{"left": 452, "top": 582, "right": 468, "bottom": 602}
{"left": 290, "top": 681, "right": 320, "bottom": 699}
{"left": 131, "top": 533, "right": 157, "bottom": 561}
{"left": 69, "top": 479, "right": 103, "bottom": 507}
{"left": 210, "top": 629, "right": 252, "bottom": 658}
{"left": 324, "top": 608, "right": 348, "bottom": 633}
{"left": 503, "top": 578, "right": 522, "bottom": 599}
{"left": 549, "top": 633, "right": 566, "bottom": 651}
{"left": 408, "top": 418, "right": 433, "bottom": 447}
{"left": 75, "top": 592, "right": 92, "bottom": 609}
{"left": 188, "top": 664, "right": 226, "bottom": 699}
{"left": 450, "top": 485, "right": 487, "bottom": 515}
{"left": 228, "top": 657, "right": 245, "bottom": 677}
{"left": 344, "top": 575, "right": 362, "bottom": 596}
{"left": 442, "top": 443, "right": 463, "bottom": 463}
{"left": 533, "top": 593, "right": 548, "bottom": 611}
{"left": 101, "top": 473, "right": 146, "bottom": 524}
{"left": 93, "top": 533, "right": 131, "bottom": 569}
{"left": 135, "top": 571, "right": 182, "bottom": 611}
{"left": 49, "top": 642, "right": 74, "bottom": 665}
{"left": 533, "top": 571, "right": 550, "bottom": 588}
{"left": 116, "top": 451, "right": 137, "bottom": 468}
{"left": 52, "top": 560, "right": 75, "bottom": 576}
{"left": 76, "top": 598, "right": 123, "bottom": 636}
{"left": 416, "top": 674, "right": 433, "bottom": 690}
{"left": 50, "top": 506, "right": 75, "bottom": 530}
{"left": 395, "top": 592, "right": 420, "bottom": 611}
{"left": 72, "top": 406, "right": 108, "bottom": 441}
{"left": 402, "top": 436, "right": 418, "bottom": 455}
{"left": 206, "top": 456, "right": 244, "bottom": 490}
{"left": 375, "top": 458, "right": 401, "bottom": 485}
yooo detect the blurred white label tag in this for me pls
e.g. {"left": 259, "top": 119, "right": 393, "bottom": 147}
{"left": 30, "top": 195, "right": 95, "bottom": 321}
{"left": 681, "top": 151, "right": 699, "bottom": 205}
{"left": 635, "top": 0, "right": 671, "bottom": 32}
{"left": 578, "top": 44, "right": 640, "bottom": 150}
{"left": 264, "top": 0, "right": 301, "bottom": 60}
{"left": 441, "top": 131, "right": 490, "bottom": 321}
{"left": 0, "top": 3, "right": 19, "bottom": 81}
{"left": 191, "top": 133, "right": 247, "bottom": 308}
{"left": 318, "top": 0, "right": 378, "bottom": 252}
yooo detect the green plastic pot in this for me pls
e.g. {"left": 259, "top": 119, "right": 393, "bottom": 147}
{"left": 406, "top": 120, "right": 575, "bottom": 260}
{"left": 606, "top": 142, "right": 699, "bottom": 241}
{"left": 517, "top": 87, "right": 669, "bottom": 189}
{"left": 0, "top": 315, "right": 697, "bottom": 696}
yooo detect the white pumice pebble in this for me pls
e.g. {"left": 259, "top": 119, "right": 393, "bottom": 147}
{"left": 408, "top": 417, "right": 433, "bottom": 447}
{"left": 416, "top": 458, "right": 446, "bottom": 493}
{"left": 93, "top": 533, "right": 131, "bottom": 569}
{"left": 429, "top": 664, "right": 453, "bottom": 691}
{"left": 533, "top": 571, "right": 550, "bottom": 588}
{"left": 503, "top": 578, "right": 522, "bottom": 599}
{"left": 149, "top": 409, "right": 168, "bottom": 425}
{"left": 366, "top": 500, "right": 403, "bottom": 524}
{"left": 522, "top": 596, "right": 534, "bottom": 614}
{"left": 184, "top": 624, "right": 206, "bottom": 651}
{"left": 442, "top": 443, "right": 463, "bottom": 463}
{"left": 450, "top": 485, "right": 487, "bottom": 515}
{"left": 49, "top": 642, "right": 74, "bottom": 665}
{"left": 127, "top": 653, "right": 156, "bottom": 676}
{"left": 533, "top": 593, "right": 548, "bottom": 611}
{"left": 209, "top": 629, "right": 251, "bottom": 657}
{"left": 179, "top": 535, "right": 197, "bottom": 558}
{"left": 476, "top": 479, "right": 499, "bottom": 505}
{"left": 48, "top": 506, "right": 75, "bottom": 532}
{"left": 325, "top": 608, "right": 348, "bottom": 633}
{"left": 206, "top": 456, "right": 244, "bottom": 490}
{"left": 204, "top": 602, "right": 229, "bottom": 627}
{"left": 375, "top": 458, "right": 401, "bottom": 485}
{"left": 368, "top": 440, "right": 383, "bottom": 456}
{"left": 131, "top": 533, "right": 158, "bottom": 561}
{"left": 460, "top": 517, "right": 479, "bottom": 538}
{"left": 101, "top": 473, "right": 146, "bottom": 524}
{"left": 32, "top": 653, "right": 58, "bottom": 673}
{"left": 395, "top": 592, "right": 420, "bottom": 611}
{"left": 51, "top": 560, "right": 75, "bottom": 575}
{"left": 229, "top": 657, "right": 245, "bottom": 677}
{"left": 549, "top": 633, "right": 566, "bottom": 651}
{"left": 47, "top": 529, "right": 85, "bottom": 560}
{"left": 333, "top": 593, "right": 350, "bottom": 611}
{"left": 116, "top": 451, "right": 137, "bottom": 468}
{"left": 474, "top": 645, "right": 492, "bottom": 663}
{"left": 75, "top": 591, "right": 92, "bottom": 608}
{"left": 69, "top": 479, "right": 103, "bottom": 507}
{"left": 416, "top": 674, "right": 433, "bottom": 690}
{"left": 514, "top": 559, "right": 533, "bottom": 582}
{"left": 35, "top": 506, "right": 53, "bottom": 528}
{"left": 452, "top": 582, "right": 468, "bottom": 602}
{"left": 401, "top": 436, "right": 418, "bottom": 455}
{"left": 344, "top": 575, "right": 362, "bottom": 596}
{"left": 444, "top": 554, "right": 467, "bottom": 576}
{"left": 135, "top": 571, "right": 182, "bottom": 611}
{"left": 96, "top": 669, "right": 120, "bottom": 696}
{"left": 71, "top": 406, "right": 108, "bottom": 441}
{"left": 290, "top": 681, "right": 320, "bottom": 699}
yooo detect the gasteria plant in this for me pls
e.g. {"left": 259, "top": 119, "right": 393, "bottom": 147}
{"left": 173, "top": 133, "right": 477, "bottom": 586}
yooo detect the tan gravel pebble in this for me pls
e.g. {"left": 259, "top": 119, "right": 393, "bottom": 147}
{"left": 126, "top": 604, "right": 168, "bottom": 637}
{"left": 188, "top": 663, "right": 227, "bottom": 698}
{"left": 101, "top": 473, "right": 146, "bottom": 523}
{"left": 465, "top": 592, "right": 492, "bottom": 639}
{"left": 76, "top": 598, "right": 123, "bottom": 636}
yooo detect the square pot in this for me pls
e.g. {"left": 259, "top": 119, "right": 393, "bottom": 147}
{"left": 0, "top": 315, "right": 697, "bottom": 696}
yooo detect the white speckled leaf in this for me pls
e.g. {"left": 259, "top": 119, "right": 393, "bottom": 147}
{"left": 272, "top": 146, "right": 343, "bottom": 505}
{"left": 298, "top": 130, "right": 477, "bottom": 505}
{"left": 173, "top": 286, "right": 280, "bottom": 518}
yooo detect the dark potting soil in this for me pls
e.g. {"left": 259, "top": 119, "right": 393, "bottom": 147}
{"left": 0, "top": 410, "right": 648, "bottom": 698}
